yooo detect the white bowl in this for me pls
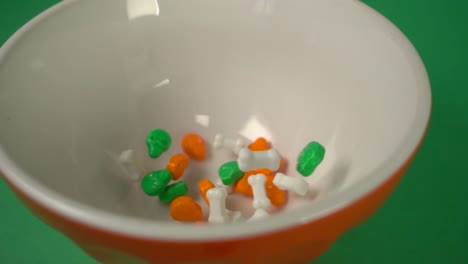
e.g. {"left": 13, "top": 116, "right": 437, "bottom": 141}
{"left": 0, "top": 0, "right": 431, "bottom": 263}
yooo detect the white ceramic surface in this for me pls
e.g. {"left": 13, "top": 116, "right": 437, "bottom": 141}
{"left": 0, "top": 0, "right": 431, "bottom": 240}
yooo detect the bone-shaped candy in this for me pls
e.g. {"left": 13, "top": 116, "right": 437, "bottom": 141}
{"left": 213, "top": 134, "right": 247, "bottom": 155}
{"left": 238, "top": 148, "right": 281, "bottom": 172}
{"left": 248, "top": 174, "right": 271, "bottom": 210}
{"left": 118, "top": 149, "right": 142, "bottom": 181}
{"left": 247, "top": 208, "right": 269, "bottom": 222}
{"left": 206, "top": 187, "right": 229, "bottom": 223}
{"left": 273, "top": 173, "right": 309, "bottom": 196}
{"left": 227, "top": 210, "right": 245, "bottom": 223}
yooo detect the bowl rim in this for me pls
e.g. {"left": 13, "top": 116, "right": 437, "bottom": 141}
{"left": 0, "top": 0, "right": 432, "bottom": 241}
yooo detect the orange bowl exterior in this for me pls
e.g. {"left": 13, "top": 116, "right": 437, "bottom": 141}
{"left": 1, "top": 148, "right": 417, "bottom": 264}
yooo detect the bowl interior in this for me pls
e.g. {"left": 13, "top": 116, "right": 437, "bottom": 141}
{"left": 0, "top": 0, "right": 429, "bottom": 225}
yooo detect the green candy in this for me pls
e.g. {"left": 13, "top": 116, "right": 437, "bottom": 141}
{"left": 146, "top": 129, "right": 171, "bottom": 158}
{"left": 218, "top": 161, "right": 243, "bottom": 186}
{"left": 159, "top": 181, "right": 188, "bottom": 203}
{"left": 296, "top": 141, "right": 326, "bottom": 177}
{"left": 141, "top": 170, "right": 172, "bottom": 196}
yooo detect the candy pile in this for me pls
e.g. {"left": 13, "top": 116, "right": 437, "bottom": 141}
{"left": 141, "top": 130, "right": 206, "bottom": 222}
{"left": 119, "top": 129, "right": 326, "bottom": 224}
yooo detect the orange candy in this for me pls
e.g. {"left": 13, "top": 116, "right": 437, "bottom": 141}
{"left": 277, "top": 157, "right": 288, "bottom": 173}
{"left": 166, "top": 153, "right": 190, "bottom": 180}
{"left": 256, "top": 168, "right": 274, "bottom": 176}
{"left": 198, "top": 178, "right": 215, "bottom": 205}
{"left": 170, "top": 196, "right": 203, "bottom": 222}
{"left": 234, "top": 168, "right": 274, "bottom": 196}
{"left": 248, "top": 137, "right": 270, "bottom": 151}
{"left": 234, "top": 170, "right": 256, "bottom": 196}
{"left": 234, "top": 168, "right": 285, "bottom": 207}
{"left": 182, "top": 133, "right": 207, "bottom": 161}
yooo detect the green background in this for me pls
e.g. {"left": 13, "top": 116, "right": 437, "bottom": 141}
{"left": 1, "top": 0, "right": 467, "bottom": 263}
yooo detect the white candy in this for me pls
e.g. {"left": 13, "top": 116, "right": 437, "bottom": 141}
{"left": 248, "top": 174, "right": 271, "bottom": 210}
{"left": 247, "top": 208, "right": 269, "bottom": 222}
{"left": 273, "top": 173, "right": 309, "bottom": 196}
{"left": 206, "top": 187, "right": 229, "bottom": 224}
{"left": 207, "top": 186, "right": 243, "bottom": 224}
{"left": 238, "top": 148, "right": 281, "bottom": 172}
{"left": 118, "top": 149, "right": 141, "bottom": 181}
{"left": 246, "top": 174, "right": 271, "bottom": 222}
{"left": 213, "top": 134, "right": 247, "bottom": 155}
{"left": 227, "top": 210, "right": 245, "bottom": 223}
